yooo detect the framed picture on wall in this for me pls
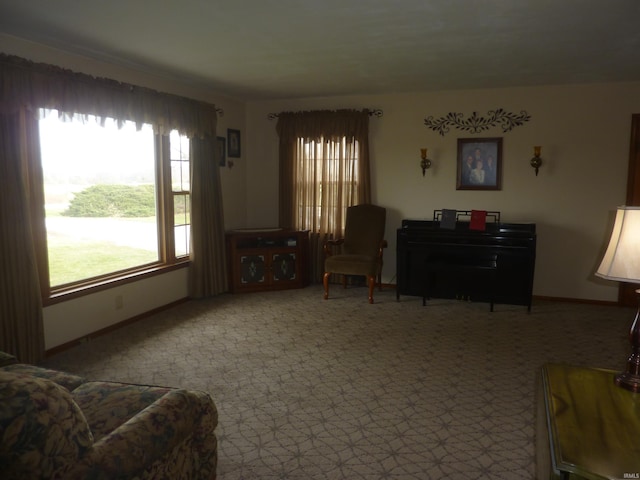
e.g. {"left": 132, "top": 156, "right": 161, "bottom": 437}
{"left": 228, "top": 128, "right": 241, "bottom": 158}
{"left": 456, "top": 137, "right": 502, "bottom": 190}
{"left": 217, "top": 136, "right": 226, "bottom": 167}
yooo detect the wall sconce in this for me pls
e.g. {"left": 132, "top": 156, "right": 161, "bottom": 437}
{"left": 420, "top": 148, "right": 432, "bottom": 176}
{"left": 530, "top": 146, "right": 542, "bottom": 176}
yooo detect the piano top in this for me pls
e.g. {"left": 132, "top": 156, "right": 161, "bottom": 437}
{"left": 399, "top": 219, "right": 536, "bottom": 237}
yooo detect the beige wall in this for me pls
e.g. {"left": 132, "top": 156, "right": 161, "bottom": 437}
{"left": 246, "top": 83, "right": 640, "bottom": 303}
{"left": 1, "top": 35, "right": 249, "bottom": 349}
{"left": 4, "top": 33, "right": 640, "bottom": 349}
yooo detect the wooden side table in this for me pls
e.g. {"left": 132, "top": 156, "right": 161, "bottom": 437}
{"left": 537, "top": 363, "right": 640, "bottom": 479}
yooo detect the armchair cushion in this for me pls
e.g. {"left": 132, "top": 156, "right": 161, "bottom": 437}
{"left": 342, "top": 205, "right": 386, "bottom": 257}
{"left": 325, "top": 253, "right": 380, "bottom": 277}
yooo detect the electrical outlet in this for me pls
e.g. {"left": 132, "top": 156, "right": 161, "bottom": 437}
{"left": 115, "top": 295, "right": 123, "bottom": 310}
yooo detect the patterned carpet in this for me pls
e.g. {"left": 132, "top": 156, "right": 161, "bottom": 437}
{"left": 43, "top": 285, "right": 632, "bottom": 479}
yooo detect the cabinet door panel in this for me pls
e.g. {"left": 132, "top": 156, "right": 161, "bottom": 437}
{"left": 272, "top": 252, "right": 297, "bottom": 282}
{"left": 240, "top": 255, "right": 265, "bottom": 284}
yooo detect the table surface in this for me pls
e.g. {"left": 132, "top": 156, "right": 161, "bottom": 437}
{"left": 542, "top": 363, "right": 640, "bottom": 479}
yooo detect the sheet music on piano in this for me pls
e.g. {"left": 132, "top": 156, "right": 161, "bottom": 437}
{"left": 433, "top": 209, "right": 500, "bottom": 223}
{"left": 469, "top": 210, "right": 488, "bottom": 231}
{"left": 439, "top": 209, "right": 457, "bottom": 229}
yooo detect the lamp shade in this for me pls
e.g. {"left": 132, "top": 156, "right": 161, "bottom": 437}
{"left": 596, "top": 206, "right": 640, "bottom": 283}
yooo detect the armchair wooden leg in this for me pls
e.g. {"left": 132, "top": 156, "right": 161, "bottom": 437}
{"left": 367, "top": 275, "right": 375, "bottom": 304}
{"left": 323, "top": 272, "right": 330, "bottom": 300}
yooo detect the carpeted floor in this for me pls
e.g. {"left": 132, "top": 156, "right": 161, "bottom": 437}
{"left": 43, "top": 285, "right": 632, "bottom": 479}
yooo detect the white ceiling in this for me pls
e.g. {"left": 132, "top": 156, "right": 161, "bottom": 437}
{"left": 1, "top": 1, "right": 639, "bottom": 101}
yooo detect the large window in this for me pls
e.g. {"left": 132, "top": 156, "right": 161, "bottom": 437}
{"left": 39, "top": 110, "right": 190, "bottom": 293}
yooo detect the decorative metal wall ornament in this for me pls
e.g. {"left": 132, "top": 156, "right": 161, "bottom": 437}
{"left": 424, "top": 109, "right": 531, "bottom": 136}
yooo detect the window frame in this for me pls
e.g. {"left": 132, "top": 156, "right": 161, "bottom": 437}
{"left": 167, "top": 131, "right": 192, "bottom": 260}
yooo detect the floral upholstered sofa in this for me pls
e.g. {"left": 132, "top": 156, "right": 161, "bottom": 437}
{"left": 0, "top": 351, "right": 217, "bottom": 479}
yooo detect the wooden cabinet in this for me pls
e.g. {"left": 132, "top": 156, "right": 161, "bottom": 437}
{"left": 226, "top": 229, "right": 309, "bottom": 293}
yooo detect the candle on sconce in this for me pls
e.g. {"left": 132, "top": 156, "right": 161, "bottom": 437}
{"left": 530, "top": 146, "right": 542, "bottom": 176}
{"left": 420, "top": 148, "right": 431, "bottom": 176}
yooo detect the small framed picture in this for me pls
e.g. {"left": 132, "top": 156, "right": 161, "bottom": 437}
{"left": 456, "top": 137, "right": 502, "bottom": 190}
{"left": 217, "top": 136, "right": 226, "bottom": 167}
{"left": 227, "top": 128, "right": 241, "bottom": 158}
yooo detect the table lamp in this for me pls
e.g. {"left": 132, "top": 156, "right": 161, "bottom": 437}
{"left": 596, "top": 206, "right": 640, "bottom": 392}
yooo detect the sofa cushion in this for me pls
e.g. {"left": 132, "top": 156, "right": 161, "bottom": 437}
{"left": 0, "top": 371, "right": 94, "bottom": 480}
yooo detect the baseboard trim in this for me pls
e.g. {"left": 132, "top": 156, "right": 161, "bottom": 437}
{"left": 532, "top": 295, "right": 620, "bottom": 307}
{"left": 45, "top": 297, "right": 189, "bottom": 358}
{"left": 381, "top": 283, "right": 621, "bottom": 307}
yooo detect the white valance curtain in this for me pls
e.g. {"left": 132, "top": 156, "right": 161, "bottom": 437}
{"left": 0, "top": 54, "right": 226, "bottom": 363}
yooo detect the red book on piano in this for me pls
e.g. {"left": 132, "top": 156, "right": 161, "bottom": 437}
{"left": 469, "top": 210, "right": 487, "bottom": 231}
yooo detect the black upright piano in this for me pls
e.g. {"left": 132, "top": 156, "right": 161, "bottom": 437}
{"left": 396, "top": 214, "right": 536, "bottom": 310}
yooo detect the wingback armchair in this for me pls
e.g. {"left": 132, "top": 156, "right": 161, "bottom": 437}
{"left": 323, "top": 204, "right": 387, "bottom": 304}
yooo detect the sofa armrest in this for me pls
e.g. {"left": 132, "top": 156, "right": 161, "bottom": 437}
{"left": 62, "top": 389, "right": 217, "bottom": 479}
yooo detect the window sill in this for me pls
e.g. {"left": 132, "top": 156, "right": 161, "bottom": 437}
{"left": 44, "top": 261, "right": 189, "bottom": 306}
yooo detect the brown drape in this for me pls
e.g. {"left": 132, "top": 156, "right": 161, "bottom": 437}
{"left": 0, "top": 108, "right": 45, "bottom": 363}
{"left": 0, "top": 54, "right": 226, "bottom": 361}
{"left": 188, "top": 135, "right": 227, "bottom": 297}
{"left": 276, "top": 109, "right": 371, "bottom": 282}
{"left": 0, "top": 54, "right": 218, "bottom": 137}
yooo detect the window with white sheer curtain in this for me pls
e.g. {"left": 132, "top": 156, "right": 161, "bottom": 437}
{"left": 276, "top": 110, "right": 371, "bottom": 282}
{"left": 294, "top": 136, "right": 360, "bottom": 234}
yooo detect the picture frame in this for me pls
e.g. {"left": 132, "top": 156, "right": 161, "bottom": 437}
{"left": 227, "top": 128, "right": 241, "bottom": 158}
{"left": 217, "top": 136, "right": 226, "bottom": 167}
{"left": 456, "top": 137, "right": 503, "bottom": 190}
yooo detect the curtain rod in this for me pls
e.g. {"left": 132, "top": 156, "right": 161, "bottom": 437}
{"left": 267, "top": 109, "right": 383, "bottom": 120}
